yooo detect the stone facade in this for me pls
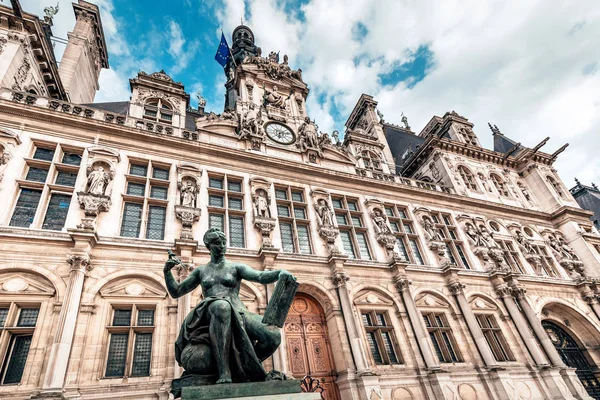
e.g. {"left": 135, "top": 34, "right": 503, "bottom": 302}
{"left": 0, "top": 3, "right": 600, "bottom": 400}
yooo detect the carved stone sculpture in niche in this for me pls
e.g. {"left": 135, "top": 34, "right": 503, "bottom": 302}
{"left": 547, "top": 233, "right": 585, "bottom": 279}
{"left": 463, "top": 221, "right": 507, "bottom": 272}
{"left": 250, "top": 179, "right": 276, "bottom": 248}
{"left": 513, "top": 229, "right": 542, "bottom": 272}
{"left": 175, "top": 165, "right": 202, "bottom": 241}
{"left": 478, "top": 173, "right": 492, "bottom": 193}
{"left": 365, "top": 200, "right": 396, "bottom": 257}
{"left": 179, "top": 179, "right": 199, "bottom": 208}
{"left": 312, "top": 191, "right": 340, "bottom": 255}
{"left": 77, "top": 159, "right": 115, "bottom": 231}
{"left": 0, "top": 145, "right": 11, "bottom": 182}
{"left": 296, "top": 117, "right": 323, "bottom": 162}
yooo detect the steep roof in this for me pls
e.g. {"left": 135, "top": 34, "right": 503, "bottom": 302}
{"left": 84, "top": 101, "right": 130, "bottom": 115}
{"left": 383, "top": 122, "right": 425, "bottom": 173}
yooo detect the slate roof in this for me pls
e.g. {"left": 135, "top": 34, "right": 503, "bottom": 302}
{"left": 383, "top": 123, "right": 425, "bottom": 174}
{"left": 570, "top": 183, "right": 600, "bottom": 229}
{"left": 83, "top": 101, "right": 130, "bottom": 115}
{"left": 493, "top": 131, "right": 525, "bottom": 156}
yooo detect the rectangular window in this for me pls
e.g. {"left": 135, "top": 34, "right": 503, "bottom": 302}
{"left": 105, "top": 307, "right": 154, "bottom": 378}
{"left": 120, "top": 202, "right": 143, "bottom": 238}
{"left": 209, "top": 213, "right": 224, "bottom": 231}
{"left": 229, "top": 216, "right": 245, "bottom": 248}
{"left": 227, "top": 181, "right": 242, "bottom": 192}
{"left": 42, "top": 193, "right": 71, "bottom": 230}
{"left": 429, "top": 212, "right": 470, "bottom": 269}
{"left": 55, "top": 171, "right": 78, "bottom": 186}
{"left": 146, "top": 206, "right": 166, "bottom": 240}
{"left": 275, "top": 186, "right": 312, "bottom": 254}
{"left": 209, "top": 177, "right": 224, "bottom": 189}
{"left": 228, "top": 197, "right": 243, "bottom": 210}
{"left": 127, "top": 182, "right": 145, "bottom": 196}
{"left": 150, "top": 186, "right": 168, "bottom": 200}
{"left": 333, "top": 196, "right": 372, "bottom": 260}
{"left": 33, "top": 147, "right": 55, "bottom": 161}
{"left": 0, "top": 305, "right": 40, "bottom": 385}
{"left": 477, "top": 315, "right": 515, "bottom": 362}
{"left": 361, "top": 311, "right": 401, "bottom": 365}
{"left": 386, "top": 205, "right": 426, "bottom": 265}
{"left": 61, "top": 152, "right": 81, "bottom": 166}
{"left": 26, "top": 167, "right": 48, "bottom": 183}
{"left": 129, "top": 164, "right": 148, "bottom": 177}
{"left": 423, "top": 312, "right": 461, "bottom": 363}
{"left": 209, "top": 194, "right": 224, "bottom": 208}
{"left": 152, "top": 168, "right": 169, "bottom": 180}
{"left": 9, "top": 189, "right": 42, "bottom": 227}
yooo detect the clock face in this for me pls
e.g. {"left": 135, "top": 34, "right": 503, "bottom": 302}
{"left": 265, "top": 123, "right": 295, "bottom": 145}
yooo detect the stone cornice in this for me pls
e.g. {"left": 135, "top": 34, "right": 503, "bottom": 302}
{"left": 0, "top": 99, "right": 591, "bottom": 227}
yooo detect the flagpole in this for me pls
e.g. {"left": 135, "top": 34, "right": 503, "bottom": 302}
{"left": 223, "top": 29, "right": 237, "bottom": 68}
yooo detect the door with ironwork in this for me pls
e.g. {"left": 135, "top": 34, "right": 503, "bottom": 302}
{"left": 543, "top": 320, "right": 600, "bottom": 399}
{"left": 284, "top": 294, "right": 340, "bottom": 400}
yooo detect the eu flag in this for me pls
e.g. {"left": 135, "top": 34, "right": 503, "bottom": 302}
{"left": 215, "top": 32, "right": 231, "bottom": 67}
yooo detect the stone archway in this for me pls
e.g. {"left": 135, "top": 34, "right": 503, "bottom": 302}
{"left": 284, "top": 293, "right": 340, "bottom": 400}
{"left": 543, "top": 320, "right": 600, "bottom": 399}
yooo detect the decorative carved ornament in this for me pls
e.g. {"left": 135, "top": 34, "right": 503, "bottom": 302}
{"left": 250, "top": 178, "right": 276, "bottom": 248}
{"left": 311, "top": 189, "right": 340, "bottom": 256}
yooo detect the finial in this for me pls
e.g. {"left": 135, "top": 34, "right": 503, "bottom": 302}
{"left": 43, "top": 2, "right": 59, "bottom": 24}
{"left": 575, "top": 177, "right": 581, "bottom": 186}
{"left": 593, "top": 183, "right": 599, "bottom": 190}
{"left": 488, "top": 123, "right": 502, "bottom": 135}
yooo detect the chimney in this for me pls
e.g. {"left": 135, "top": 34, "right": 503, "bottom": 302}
{"left": 58, "top": 0, "right": 108, "bottom": 104}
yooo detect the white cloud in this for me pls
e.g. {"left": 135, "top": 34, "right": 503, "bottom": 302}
{"left": 215, "top": 0, "right": 600, "bottom": 186}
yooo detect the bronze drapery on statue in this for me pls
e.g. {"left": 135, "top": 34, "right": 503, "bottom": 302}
{"left": 164, "top": 229, "right": 298, "bottom": 397}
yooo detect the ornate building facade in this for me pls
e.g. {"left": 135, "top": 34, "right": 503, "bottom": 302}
{"left": 0, "top": 2, "right": 600, "bottom": 400}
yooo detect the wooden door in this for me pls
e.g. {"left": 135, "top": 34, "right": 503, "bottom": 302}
{"left": 284, "top": 294, "right": 340, "bottom": 400}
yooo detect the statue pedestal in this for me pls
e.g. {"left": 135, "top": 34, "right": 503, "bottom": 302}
{"left": 181, "top": 380, "right": 319, "bottom": 400}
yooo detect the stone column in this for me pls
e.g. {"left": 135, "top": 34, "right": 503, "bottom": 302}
{"left": 331, "top": 268, "right": 370, "bottom": 374}
{"left": 41, "top": 253, "right": 92, "bottom": 392}
{"left": 393, "top": 276, "right": 439, "bottom": 370}
{"left": 494, "top": 284, "right": 550, "bottom": 367}
{"left": 448, "top": 281, "right": 500, "bottom": 369}
{"left": 511, "top": 285, "right": 566, "bottom": 368}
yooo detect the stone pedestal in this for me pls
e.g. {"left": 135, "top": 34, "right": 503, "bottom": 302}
{"left": 180, "top": 380, "right": 318, "bottom": 400}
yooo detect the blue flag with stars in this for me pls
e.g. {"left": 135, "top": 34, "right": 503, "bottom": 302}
{"left": 215, "top": 32, "right": 231, "bottom": 67}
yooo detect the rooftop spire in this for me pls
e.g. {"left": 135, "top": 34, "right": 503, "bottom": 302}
{"left": 488, "top": 122, "right": 502, "bottom": 136}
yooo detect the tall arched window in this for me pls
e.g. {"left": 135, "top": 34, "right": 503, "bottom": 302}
{"left": 458, "top": 166, "right": 478, "bottom": 191}
{"left": 547, "top": 176, "right": 564, "bottom": 198}
{"left": 143, "top": 99, "right": 173, "bottom": 124}
{"left": 360, "top": 150, "right": 382, "bottom": 171}
{"left": 491, "top": 174, "right": 509, "bottom": 197}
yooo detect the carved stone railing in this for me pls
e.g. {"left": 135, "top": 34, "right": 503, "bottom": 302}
{"left": 354, "top": 166, "right": 454, "bottom": 194}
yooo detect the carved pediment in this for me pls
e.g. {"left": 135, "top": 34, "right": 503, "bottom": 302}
{"left": 415, "top": 292, "right": 450, "bottom": 309}
{"left": 0, "top": 272, "right": 55, "bottom": 296}
{"left": 100, "top": 277, "right": 166, "bottom": 299}
{"left": 0, "top": 127, "right": 21, "bottom": 145}
{"left": 468, "top": 295, "right": 498, "bottom": 311}
{"left": 354, "top": 290, "right": 394, "bottom": 306}
{"left": 87, "top": 145, "right": 121, "bottom": 162}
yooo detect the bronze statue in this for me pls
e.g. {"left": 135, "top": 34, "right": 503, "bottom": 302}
{"left": 164, "top": 228, "right": 297, "bottom": 388}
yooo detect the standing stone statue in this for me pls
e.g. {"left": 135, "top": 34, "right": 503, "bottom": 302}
{"left": 179, "top": 180, "right": 198, "bottom": 208}
{"left": 315, "top": 198, "right": 334, "bottom": 227}
{"left": 164, "top": 228, "right": 297, "bottom": 391}
{"left": 253, "top": 189, "right": 271, "bottom": 218}
{"left": 86, "top": 166, "right": 110, "bottom": 195}
{"left": 371, "top": 208, "right": 392, "bottom": 235}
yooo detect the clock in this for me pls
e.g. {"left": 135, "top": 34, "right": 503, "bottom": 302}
{"left": 265, "top": 123, "right": 295, "bottom": 145}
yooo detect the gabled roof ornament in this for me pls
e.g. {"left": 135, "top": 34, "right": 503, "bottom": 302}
{"left": 488, "top": 123, "right": 502, "bottom": 136}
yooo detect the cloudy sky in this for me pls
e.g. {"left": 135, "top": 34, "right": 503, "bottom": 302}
{"left": 20, "top": 0, "right": 600, "bottom": 188}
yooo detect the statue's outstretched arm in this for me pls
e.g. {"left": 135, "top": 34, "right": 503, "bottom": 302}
{"left": 236, "top": 263, "right": 295, "bottom": 285}
{"left": 164, "top": 260, "right": 201, "bottom": 298}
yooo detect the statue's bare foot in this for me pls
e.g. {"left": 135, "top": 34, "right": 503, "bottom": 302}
{"left": 216, "top": 376, "right": 232, "bottom": 384}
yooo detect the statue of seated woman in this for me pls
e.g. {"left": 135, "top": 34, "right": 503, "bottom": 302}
{"left": 164, "top": 228, "right": 296, "bottom": 386}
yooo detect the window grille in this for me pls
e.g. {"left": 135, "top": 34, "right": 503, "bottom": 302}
{"left": 207, "top": 174, "right": 245, "bottom": 247}
{"left": 275, "top": 186, "right": 312, "bottom": 254}
{"left": 120, "top": 203, "right": 143, "bottom": 237}
{"left": 26, "top": 167, "right": 48, "bottom": 183}
{"left": 361, "top": 311, "right": 402, "bottom": 365}
{"left": 9, "top": 189, "right": 42, "bottom": 227}
{"left": 42, "top": 194, "right": 71, "bottom": 230}
{"left": 0, "top": 305, "right": 40, "bottom": 385}
{"left": 61, "top": 152, "right": 81, "bottom": 166}
{"left": 33, "top": 147, "right": 54, "bottom": 161}
{"left": 152, "top": 167, "right": 169, "bottom": 180}
{"left": 55, "top": 171, "right": 77, "bottom": 186}
{"left": 146, "top": 206, "right": 166, "bottom": 240}
{"left": 333, "top": 195, "right": 371, "bottom": 259}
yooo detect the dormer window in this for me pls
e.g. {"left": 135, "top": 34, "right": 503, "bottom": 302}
{"left": 458, "top": 166, "right": 478, "bottom": 191}
{"left": 143, "top": 99, "right": 173, "bottom": 124}
{"left": 491, "top": 174, "right": 510, "bottom": 197}
{"left": 361, "top": 150, "right": 382, "bottom": 171}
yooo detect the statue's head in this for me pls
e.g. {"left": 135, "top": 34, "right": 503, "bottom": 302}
{"left": 203, "top": 228, "right": 227, "bottom": 256}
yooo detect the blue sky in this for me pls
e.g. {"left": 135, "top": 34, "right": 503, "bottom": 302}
{"left": 20, "top": 0, "right": 600, "bottom": 188}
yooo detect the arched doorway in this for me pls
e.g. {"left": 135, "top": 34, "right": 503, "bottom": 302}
{"left": 284, "top": 293, "right": 340, "bottom": 400}
{"left": 543, "top": 320, "right": 600, "bottom": 399}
